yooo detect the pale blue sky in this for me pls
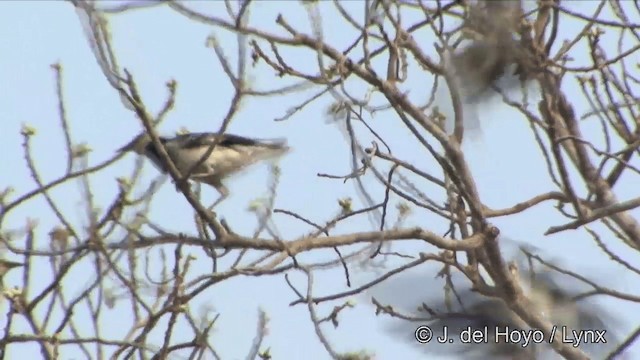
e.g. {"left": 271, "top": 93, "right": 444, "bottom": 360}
{"left": 1, "top": 1, "right": 639, "bottom": 359}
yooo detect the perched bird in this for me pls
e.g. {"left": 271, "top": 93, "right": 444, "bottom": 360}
{"left": 118, "top": 131, "right": 291, "bottom": 208}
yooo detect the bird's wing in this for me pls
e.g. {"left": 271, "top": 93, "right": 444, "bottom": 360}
{"left": 176, "top": 132, "right": 286, "bottom": 149}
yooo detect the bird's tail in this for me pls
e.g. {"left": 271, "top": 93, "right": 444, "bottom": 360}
{"left": 250, "top": 138, "right": 291, "bottom": 162}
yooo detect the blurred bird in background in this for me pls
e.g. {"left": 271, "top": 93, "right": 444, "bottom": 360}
{"left": 448, "top": 0, "right": 534, "bottom": 102}
{"left": 378, "top": 271, "right": 622, "bottom": 359}
{"left": 118, "top": 131, "right": 291, "bottom": 208}
{"left": 367, "top": 241, "right": 625, "bottom": 359}
{"left": 410, "top": 272, "right": 620, "bottom": 359}
{"left": 442, "top": 0, "right": 536, "bottom": 138}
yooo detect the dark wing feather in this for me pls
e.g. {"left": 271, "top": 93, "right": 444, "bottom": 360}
{"left": 175, "top": 132, "right": 283, "bottom": 149}
{"left": 218, "top": 133, "right": 267, "bottom": 147}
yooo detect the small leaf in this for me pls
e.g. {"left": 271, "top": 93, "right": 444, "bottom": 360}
{"left": 20, "top": 123, "right": 36, "bottom": 136}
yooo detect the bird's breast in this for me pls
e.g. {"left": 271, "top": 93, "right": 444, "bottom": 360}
{"left": 172, "top": 146, "right": 250, "bottom": 177}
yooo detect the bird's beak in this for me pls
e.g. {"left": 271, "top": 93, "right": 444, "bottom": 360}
{"left": 118, "top": 134, "right": 145, "bottom": 153}
{"left": 117, "top": 139, "right": 136, "bottom": 153}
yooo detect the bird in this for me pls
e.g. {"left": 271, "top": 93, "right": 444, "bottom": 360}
{"left": 376, "top": 271, "right": 622, "bottom": 359}
{"left": 118, "top": 131, "right": 291, "bottom": 208}
{"left": 448, "top": 0, "right": 534, "bottom": 103}
{"left": 367, "top": 238, "right": 624, "bottom": 359}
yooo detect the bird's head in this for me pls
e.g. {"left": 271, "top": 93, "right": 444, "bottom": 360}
{"left": 118, "top": 133, "right": 153, "bottom": 155}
